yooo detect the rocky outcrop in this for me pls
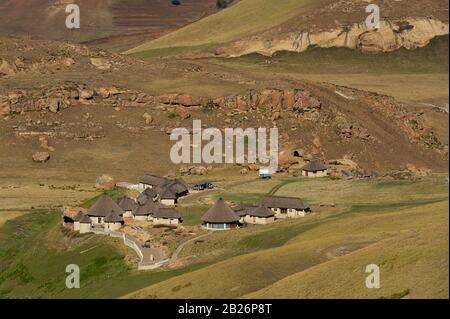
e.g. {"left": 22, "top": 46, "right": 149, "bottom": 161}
{"left": 32, "top": 152, "right": 50, "bottom": 163}
{"left": 215, "top": 18, "right": 449, "bottom": 57}
{"left": 95, "top": 174, "right": 116, "bottom": 190}
{"left": 0, "top": 59, "right": 16, "bottom": 77}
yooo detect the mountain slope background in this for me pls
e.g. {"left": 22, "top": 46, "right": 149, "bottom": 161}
{"left": 127, "top": 0, "right": 449, "bottom": 57}
{"left": 0, "top": 0, "right": 222, "bottom": 51}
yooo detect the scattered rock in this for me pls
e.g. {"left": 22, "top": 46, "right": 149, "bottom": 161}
{"left": 190, "top": 166, "right": 208, "bottom": 175}
{"left": 96, "top": 87, "right": 118, "bottom": 98}
{"left": 79, "top": 89, "right": 94, "bottom": 100}
{"left": 0, "top": 59, "right": 16, "bottom": 77}
{"left": 47, "top": 95, "right": 60, "bottom": 113}
{"left": 39, "top": 137, "right": 55, "bottom": 151}
{"left": 240, "top": 168, "right": 248, "bottom": 174}
{"left": 90, "top": 57, "right": 111, "bottom": 70}
{"left": 0, "top": 98, "right": 11, "bottom": 115}
{"left": 95, "top": 174, "right": 115, "bottom": 190}
{"left": 61, "top": 57, "right": 75, "bottom": 67}
{"left": 175, "top": 107, "right": 191, "bottom": 119}
{"left": 32, "top": 152, "right": 50, "bottom": 163}
{"left": 177, "top": 94, "right": 202, "bottom": 107}
{"left": 143, "top": 112, "right": 153, "bottom": 124}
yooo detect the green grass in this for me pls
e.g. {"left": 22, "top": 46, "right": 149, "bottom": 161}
{"left": 126, "top": 0, "right": 313, "bottom": 54}
{"left": 79, "top": 187, "right": 128, "bottom": 209}
{"left": 210, "top": 35, "right": 449, "bottom": 74}
{"left": 237, "top": 222, "right": 317, "bottom": 250}
{"left": 1, "top": 175, "right": 448, "bottom": 298}
{"left": 0, "top": 211, "right": 210, "bottom": 298}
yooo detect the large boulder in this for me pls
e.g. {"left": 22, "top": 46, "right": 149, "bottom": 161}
{"left": 47, "top": 95, "right": 61, "bottom": 113}
{"left": 0, "top": 98, "right": 11, "bottom": 115}
{"left": 32, "top": 152, "right": 50, "bottom": 163}
{"left": 175, "top": 107, "right": 191, "bottom": 119}
{"left": 177, "top": 94, "right": 202, "bottom": 107}
{"left": 96, "top": 86, "right": 119, "bottom": 98}
{"left": 159, "top": 94, "right": 178, "bottom": 105}
{"left": 143, "top": 112, "right": 153, "bottom": 124}
{"left": 0, "top": 59, "right": 16, "bottom": 77}
{"left": 95, "top": 174, "right": 115, "bottom": 190}
{"left": 190, "top": 166, "right": 208, "bottom": 175}
{"left": 90, "top": 58, "right": 111, "bottom": 70}
{"left": 79, "top": 89, "right": 94, "bottom": 100}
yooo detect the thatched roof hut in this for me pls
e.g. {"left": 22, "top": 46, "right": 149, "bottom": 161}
{"left": 117, "top": 196, "right": 136, "bottom": 211}
{"left": 260, "top": 196, "right": 310, "bottom": 211}
{"left": 153, "top": 208, "right": 181, "bottom": 219}
{"left": 301, "top": 159, "right": 327, "bottom": 172}
{"left": 249, "top": 205, "right": 275, "bottom": 218}
{"left": 202, "top": 198, "right": 240, "bottom": 225}
{"left": 87, "top": 194, "right": 124, "bottom": 217}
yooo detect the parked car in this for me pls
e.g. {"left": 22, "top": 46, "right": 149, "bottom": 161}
{"left": 193, "top": 181, "right": 214, "bottom": 191}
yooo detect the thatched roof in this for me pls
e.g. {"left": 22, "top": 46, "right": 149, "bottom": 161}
{"left": 117, "top": 196, "right": 136, "bottom": 211}
{"left": 202, "top": 198, "right": 240, "bottom": 223}
{"left": 79, "top": 214, "right": 92, "bottom": 224}
{"left": 139, "top": 174, "right": 168, "bottom": 186}
{"left": 174, "top": 178, "right": 189, "bottom": 190}
{"left": 87, "top": 194, "right": 124, "bottom": 217}
{"left": 133, "top": 200, "right": 163, "bottom": 216}
{"left": 137, "top": 188, "right": 159, "bottom": 205}
{"left": 104, "top": 211, "right": 124, "bottom": 223}
{"left": 260, "top": 196, "right": 309, "bottom": 210}
{"left": 232, "top": 203, "right": 258, "bottom": 217}
{"left": 154, "top": 208, "right": 181, "bottom": 219}
{"left": 249, "top": 206, "right": 275, "bottom": 218}
{"left": 162, "top": 180, "right": 189, "bottom": 196}
{"left": 73, "top": 211, "right": 84, "bottom": 222}
{"left": 301, "top": 159, "right": 327, "bottom": 172}
{"left": 157, "top": 186, "right": 177, "bottom": 200}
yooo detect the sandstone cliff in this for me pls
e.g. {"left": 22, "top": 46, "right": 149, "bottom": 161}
{"left": 215, "top": 18, "right": 449, "bottom": 57}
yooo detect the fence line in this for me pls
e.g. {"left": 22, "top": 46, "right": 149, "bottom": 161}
{"left": 90, "top": 229, "right": 168, "bottom": 270}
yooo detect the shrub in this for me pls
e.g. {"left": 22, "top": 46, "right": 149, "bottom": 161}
{"left": 216, "top": 0, "right": 228, "bottom": 9}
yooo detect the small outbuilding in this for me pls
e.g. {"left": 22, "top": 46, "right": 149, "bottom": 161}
{"left": 244, "top": 205, "right": 275, "bottom": 225}
{"left": 260, "top": 196, "right": 310, "bottom": 218}
{"left": 157, "top": 186, "right": 178, "bottom": 206}
{"left": 301, "top": 159, "right": 327, "bottom": 177}
{"left": 137, "top": 188, "right": 159, "bottom": 205}
{"left": 87, "top": 194, "right": 124, "bottom": 225}
{"left": 153, "top": 208, "right": 182, "bottom": 225}
{"left": 133, "top": 200, "right": 163, "bottom": 221}
{"left": 104, "top": 211, "right": 124, "bottom": 231}
{"left": 138, "top": 174, "right": 168, "bottom": 191}
{"left": 73, "top": 211, "right": 84, "bottom": 231}
{"left": 79, "top": 214, "right": 92, "bottom": 234}
{"left": 201, "top": 198, "right": 240, "bottom": 230}
{"left": 117, "top": 196, "right": 137, "bottom": 218}
{"left": 232, "top": 203, "right": 258, "bottom": 223}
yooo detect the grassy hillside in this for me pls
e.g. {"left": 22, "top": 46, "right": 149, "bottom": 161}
{"left": 125, "top": 175, "right": 449, "bottom": 299}
{"left": 1, "top": 174, "right": 448, "bottom": 298}
{"left": 246, "top": 202, "right": 449, "bottom": 298}
{"left": 126, "top": 0, "right": 314, "bottom": 55}
{"left": 211, "top": 36, "right": 449, "bottom": 74}
{"left": 0, "top": 211, "right": 209, "bottom": 298}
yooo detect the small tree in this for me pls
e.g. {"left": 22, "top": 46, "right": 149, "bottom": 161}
{"left": 216, "top": 0, "right": 228, "bottom": 9}
{"left": 171, "top": 0, "right": 181, "bottom": 5}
